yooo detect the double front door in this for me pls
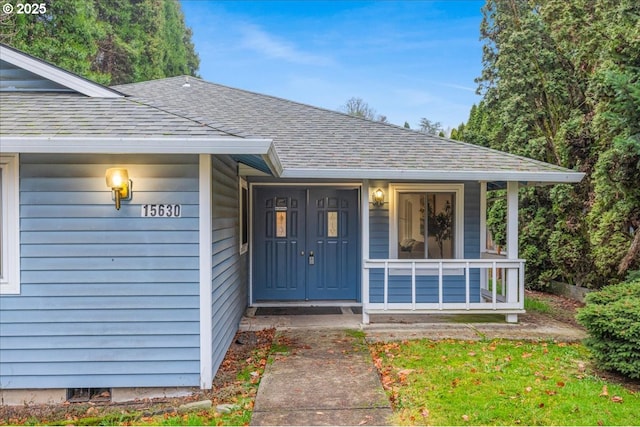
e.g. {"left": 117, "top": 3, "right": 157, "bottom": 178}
{"left": 253, "top": 187, "right": 360, "bottom": 301}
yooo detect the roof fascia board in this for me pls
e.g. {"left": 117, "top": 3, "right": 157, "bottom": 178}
{"left": 279, "top": 168, "right": 585, "bottom": 183}
{"left": 0, "top": 137, "right": 273, "bottom": 155}
{"left": 263, "top": 144, "right": 284, "bottom": 177}
{"left": 0, "top": 44, "right": 122, "bottom": 98}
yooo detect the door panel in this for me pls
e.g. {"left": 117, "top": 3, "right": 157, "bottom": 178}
{"left": 253, "top": 186, "right": 359, "bottom": 301}
{"left": 253, "top": 188, "right": 306, "bottom": 300}
{"left": 307, "top": 188, "right": 359, "bottom": 300}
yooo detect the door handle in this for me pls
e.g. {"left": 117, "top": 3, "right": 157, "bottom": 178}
{"left": 308, "top": 251, "right": 315, "bottom": 265}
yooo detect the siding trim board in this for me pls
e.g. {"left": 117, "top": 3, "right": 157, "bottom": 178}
{"left": 0, "top": 154, "right": 20, "bottom": 294}
{"left": 199, "top": 155, "right": 214, "bottom": 389}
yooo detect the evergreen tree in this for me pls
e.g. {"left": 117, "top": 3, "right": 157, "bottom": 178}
{"left": 468, "top": 0, "right": 639, "bottom": 288}
{"left": 1, "top": 0, "right": 199, "bottom": 85}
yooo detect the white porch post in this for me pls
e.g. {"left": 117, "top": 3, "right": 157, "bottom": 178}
{"left": 505, "top": 181, "right": 519, "bottom": 323}
{"left": 479, "top": 181, "right": 487, "bottom": 291}
{"left": 199, "top": 154, "right": 213, "bottom": 388}
{"left": 361, "top": 180, "right": 370, "bottom": 325}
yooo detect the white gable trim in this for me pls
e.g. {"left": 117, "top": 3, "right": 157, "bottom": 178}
{"left": 0, "top": 137, "right": 274, "bottom": 155}
{"left": 278, "top": 168, "right": 585, "bottom": 184}
{"left": 0, "top": 44, "right": 122, "bottom": 98}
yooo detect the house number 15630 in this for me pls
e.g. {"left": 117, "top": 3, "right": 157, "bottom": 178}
{"left": 141, "top": 204, "right": 181, "bottom": 217}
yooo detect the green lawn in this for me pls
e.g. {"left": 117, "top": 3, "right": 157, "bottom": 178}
{"left": 371, "top": 339, "right": 639, "bottom": 426}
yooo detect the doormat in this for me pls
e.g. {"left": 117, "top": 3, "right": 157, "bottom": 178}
{"left": 255, "top": 307, "right": 343, "bottom": 316}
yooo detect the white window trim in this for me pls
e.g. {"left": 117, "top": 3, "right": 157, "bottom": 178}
{"left": 389, "top": 183, "right": 464, "bottom": 261}
{"left": 1, "top": 155, "right": 20, "bottom": 294}
{"left": 239, "top": 177, "right": 248, "bottom": 255}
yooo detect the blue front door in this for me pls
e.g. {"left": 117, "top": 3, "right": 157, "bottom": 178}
{"left": 253, "top": 187, "right": 360, "bottom": 301}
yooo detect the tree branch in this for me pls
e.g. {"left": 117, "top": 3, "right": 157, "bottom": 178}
{"left": 619, "top": 229, "right": 640, "bottom": 275}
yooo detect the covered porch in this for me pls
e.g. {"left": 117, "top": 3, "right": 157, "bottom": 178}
{"left": 361, "top": 180, "right": 525, "bottom": 323}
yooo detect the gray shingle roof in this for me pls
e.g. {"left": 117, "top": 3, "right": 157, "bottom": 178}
{"left": 0, "top": 93, "right": 238, "bottom": 138}
{"left": 114, "top": 77, "right": 583, "bottom": 182}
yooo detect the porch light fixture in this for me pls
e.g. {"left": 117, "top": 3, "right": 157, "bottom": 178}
{"left": 372, "top": 188, "right": 385, "bottom": 207}
{"left": 105, "top": 168, "right": 131, "bottom": 210}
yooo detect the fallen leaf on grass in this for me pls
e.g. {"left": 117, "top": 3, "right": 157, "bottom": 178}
{"left": 85, "top": 407, "right": 98, "bottom": 416}
{"left": 381, "top": 374, "right": 394, "bottom": 388}
{"left": 611, "top": 396, "right": 623, "bottom": 403}
{"left": 462, "top": 414, "right": 470, "bottom": 421}
{"left": 599, "top": 385, "right": 609, "bottom": 397}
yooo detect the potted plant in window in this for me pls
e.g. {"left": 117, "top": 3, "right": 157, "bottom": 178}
{"left": 428, "top": 200, "right": 452, "bottom": 258}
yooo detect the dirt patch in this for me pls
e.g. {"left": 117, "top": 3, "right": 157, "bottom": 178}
{"left": 524, "top": 289, "right": 585, "bottom": 329}
{"left": 0, "top": 329, "right": 275, "bottom": 426}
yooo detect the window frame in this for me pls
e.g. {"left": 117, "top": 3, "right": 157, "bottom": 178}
{"left": 389, "top": 183, "right": 464, "bottom": 260}
{"left": 238, "top": 177, "right": 249, "bottom": 254}
{"left": 1, "top": 154, "right": 20, "bottom": 294}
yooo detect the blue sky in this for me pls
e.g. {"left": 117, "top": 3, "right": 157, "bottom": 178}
{"left": 180, "top": 1, "right": 485, "bottom": 130}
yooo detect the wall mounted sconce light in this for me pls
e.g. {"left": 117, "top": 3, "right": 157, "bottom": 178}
{"left": 105, "top": 168, "right": 132, "bottom": 210}
{"left": 372, "top": 188, "right": 385, "bottom": 207}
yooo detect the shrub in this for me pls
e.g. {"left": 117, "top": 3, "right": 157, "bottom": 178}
{"left": 576, "top": 278, "right": 640, "bottom": 379}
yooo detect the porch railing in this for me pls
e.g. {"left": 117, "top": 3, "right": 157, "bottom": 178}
{"left": 362, "top": 258, "right": 525, "bottom": 317}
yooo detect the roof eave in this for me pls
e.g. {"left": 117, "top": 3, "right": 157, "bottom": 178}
{"left": 0, "top": 136, "right": 273, "bottom": 155}
{"left": 278, "top": 168, "right": 586, "bottom": 183}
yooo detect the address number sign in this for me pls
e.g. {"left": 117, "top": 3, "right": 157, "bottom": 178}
{"left": 141, "top": 204, "right": 182, "bottom": 217}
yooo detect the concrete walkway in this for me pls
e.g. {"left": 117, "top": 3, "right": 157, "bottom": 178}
{"left": 243, "top": 311, "right": 586, "bottom": 426}
{"left": 250, "top": 329, "right": 393, "bottom": 426}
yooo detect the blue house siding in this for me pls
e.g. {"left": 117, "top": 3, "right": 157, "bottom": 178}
{"left": 210, "top": 155, "right": 247, "bottom": 383}
{"left": 369, "top": 182, "right": 481, "bottom": 304}
{"left": 0, "top": 154, "right": 200, "bottom": 389}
